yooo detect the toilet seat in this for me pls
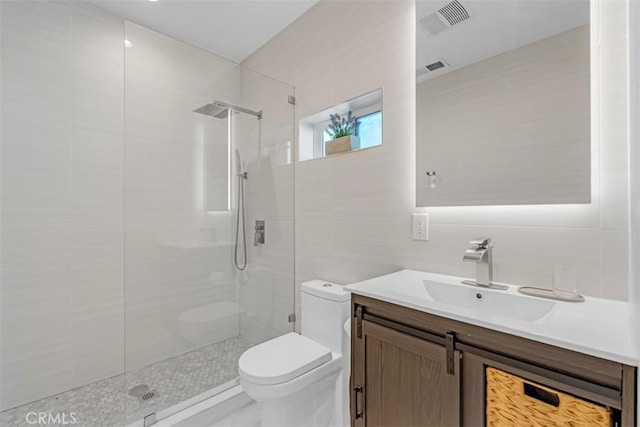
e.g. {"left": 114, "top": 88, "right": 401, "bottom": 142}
{"left": 239, "top": 332, "right": 332, "bottom": 385}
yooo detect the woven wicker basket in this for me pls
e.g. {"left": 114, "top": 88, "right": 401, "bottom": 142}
{"left": 486, "top": 367, "right": 612, "bottom": 427}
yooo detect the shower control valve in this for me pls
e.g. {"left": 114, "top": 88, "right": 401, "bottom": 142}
{"left": 254, "top": 220, "right": 265, "bottom": 246}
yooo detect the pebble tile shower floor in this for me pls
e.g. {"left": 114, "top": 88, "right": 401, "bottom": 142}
{"left": 0, "top": 337, "right": 252, "bottom": 427}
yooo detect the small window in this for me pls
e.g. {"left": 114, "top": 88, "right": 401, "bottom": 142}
{"left": 299, "top": 89, "right": 383, "bottom": 161}
{"left": 355, "top": 111, "right": 382, "bottom": 149}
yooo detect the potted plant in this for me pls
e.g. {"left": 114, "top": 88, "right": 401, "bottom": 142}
{"left": 325, "top": 111, "right": 360, "bottom": 155}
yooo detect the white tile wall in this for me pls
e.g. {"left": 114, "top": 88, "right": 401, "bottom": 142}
{"left": 70, "top": 1, "right": 126, "bottom": 388}
{"left": 242, "top": 0, "right": 631, "bottom": 331}
{"left": 0, "top": 1, "right": 125, "bottom": 411}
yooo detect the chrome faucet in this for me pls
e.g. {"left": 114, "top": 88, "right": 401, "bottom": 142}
{"left": 462, "top": 238, "right": 508, "bottom": 290}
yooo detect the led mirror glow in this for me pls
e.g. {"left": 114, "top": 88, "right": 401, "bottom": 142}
{"left": 415, "top": 0, "right": 591, "bottom": 207}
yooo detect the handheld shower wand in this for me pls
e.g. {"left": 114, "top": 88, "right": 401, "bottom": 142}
{"left": 234, "top": 149, "right": 248, "bottom": 270}
{"left": 235, "top": 149, "right": 247, "bottom": 178}
{"left": 194, "top": 98, "right": 261, "bottom": 272}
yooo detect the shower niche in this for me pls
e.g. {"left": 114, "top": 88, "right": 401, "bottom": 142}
{"left": 298, "top": 88, "right": 383, "bottom": 161}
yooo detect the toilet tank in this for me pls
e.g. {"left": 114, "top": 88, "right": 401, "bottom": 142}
{"left": 300, "top": 280, "right": 350, "bottom": 354}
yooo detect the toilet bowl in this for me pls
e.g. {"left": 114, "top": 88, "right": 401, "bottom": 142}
{"left": 238, "top": 280, "right": 350, "bottom": 427}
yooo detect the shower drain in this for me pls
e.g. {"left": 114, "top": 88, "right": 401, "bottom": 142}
{"left": 129, "top": 385, "right": 160, "bottom": 403}
{"left": 139, "top": 390, "right": 159, "bottom": 402}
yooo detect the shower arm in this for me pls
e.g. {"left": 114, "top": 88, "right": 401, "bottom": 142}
{"left": 215, "top": 101, "right": 262, "bottom": 120}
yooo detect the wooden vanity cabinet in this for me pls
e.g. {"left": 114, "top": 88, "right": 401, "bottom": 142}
{"left": 350, "top": 294, "right": 637, "bottom": 427}
{"left": 351, "top": 314, "right": 461, "bottom": 427}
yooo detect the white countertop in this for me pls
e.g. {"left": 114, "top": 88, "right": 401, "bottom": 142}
{"left": 344, "top": 269, "right": 638, "bottom": 366}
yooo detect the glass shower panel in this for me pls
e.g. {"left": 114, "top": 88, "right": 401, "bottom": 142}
{"left": 234, "top": 68, "right": 296, "bottom": 347}
{"left": 123, "top": 21, "right": 238, "bottom": 423}
{"left": 123, "top": 21, "right": 294, "bottom": 424}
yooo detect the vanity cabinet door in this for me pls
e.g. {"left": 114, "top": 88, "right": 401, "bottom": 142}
{"left": 352, "top": 319, "right": 461, "bottom": 427}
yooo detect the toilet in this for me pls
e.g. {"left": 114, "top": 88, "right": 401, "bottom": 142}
{"left": 238, "top": 280, "right": 351, "bottom": 427}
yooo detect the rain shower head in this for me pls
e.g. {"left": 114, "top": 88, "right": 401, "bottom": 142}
{"left": 193, "top": 100, "right": 262, "bottom": 120}
{"left": 193, "top": 101, "right": 229, "bottom": 119}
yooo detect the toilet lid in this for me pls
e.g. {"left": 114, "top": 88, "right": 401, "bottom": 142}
{"left": 239, "top": 333, "right": 332, "bottom": 385}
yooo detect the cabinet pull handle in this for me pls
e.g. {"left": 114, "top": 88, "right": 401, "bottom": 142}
{"left": 445, "top": 332, "right": 455, "bottom": 375}
{"left": 354, "top": 384, "right": 364, "bottom": 419}
{"left": 355, "top": 305, "right": 363, "bottom": 338}
{"left": 523, "top": 383, "right": 560, "bottom": 407}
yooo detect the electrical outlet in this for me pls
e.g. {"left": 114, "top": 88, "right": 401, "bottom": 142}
{"left": 412, "top": 214, "right": 429, "bottom": 241}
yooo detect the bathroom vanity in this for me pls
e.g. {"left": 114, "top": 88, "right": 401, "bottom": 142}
{"left": 345, "top": 270, "right": 637, "bottom": 427}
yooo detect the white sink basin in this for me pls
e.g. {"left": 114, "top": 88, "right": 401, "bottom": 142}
{"left": 344, "top": 270, "right": 638, "bottom": 365}
{"left": 423, "top": 280, "right": 556, "bottom": 322}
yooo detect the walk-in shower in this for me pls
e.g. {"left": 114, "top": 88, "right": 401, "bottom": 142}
{"left": 0, "top": 3, "right": 295, "bottom": 425}
{"left": 193, "top": 100, "right": 263, "bottom": 271}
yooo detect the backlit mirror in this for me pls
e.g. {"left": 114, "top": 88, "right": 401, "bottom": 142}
{"left": 416, "top": 0, "right": 590, "bottom": 207}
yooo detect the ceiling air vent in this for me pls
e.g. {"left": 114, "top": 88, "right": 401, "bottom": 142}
{"left": 438, "top": 0, "right": 470, "bottom": 26}
{"left": 426, "top": 60, "right": 447, "bottom": 72}
{"left": 417, "top": 58, "right": 449, "bottom": 79}
{"left": 418, "top": 13, "right": 449, "bottom": 36}
{"left": 418, "top": 0, "right": 473, "bottom": 36}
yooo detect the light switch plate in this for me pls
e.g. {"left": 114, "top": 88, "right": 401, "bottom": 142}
{"left": 412, "top": 213, "right": 429, "bottom": 241}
